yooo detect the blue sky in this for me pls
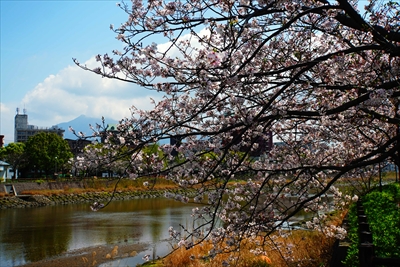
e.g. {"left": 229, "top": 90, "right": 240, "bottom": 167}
{"left": 0, "top": 0, "right": 159, "bottom": 144}
{"left": 0, "top": 0, "right": 382, "bottom": 145}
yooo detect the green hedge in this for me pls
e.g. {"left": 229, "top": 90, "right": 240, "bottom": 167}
{"left": 344, "top": 183, "right": 400, "bottom": 266}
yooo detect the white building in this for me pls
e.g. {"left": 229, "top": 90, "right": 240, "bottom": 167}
{"left": 0, "top": 160, "right": 12, "bottom": 180}
{"left": 14, "top": 108, "right": 64, "bottom": 142}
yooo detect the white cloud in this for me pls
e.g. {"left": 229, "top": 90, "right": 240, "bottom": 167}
{"left": 0, "top": 103, "right": 16, "bottom": 144}
{"left": 0, "top": 56, "right": 162, "bottom": 144}
{"left": 1, "top": 28, "right": 212, "bottom": 145}
{"left": 157, "top": 27, "right": 210, "bottom": 56}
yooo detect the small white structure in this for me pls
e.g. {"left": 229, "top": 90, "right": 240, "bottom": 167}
{"left": 0, "top": 160, "right": 11, "bottom": 181}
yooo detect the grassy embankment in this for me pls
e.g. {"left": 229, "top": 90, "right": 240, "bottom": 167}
{"left": 0, "top": 177, "right": 178, "bottom": 197}
{"left": 1, "top": 170, "right": 396, "bottom": 197}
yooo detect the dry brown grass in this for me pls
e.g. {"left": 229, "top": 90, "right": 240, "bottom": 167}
{"left": 161, "top": 229, "right": 335, "bottom": 267}
{"left": 10, "top": 177, "right": 178, "bottom": 197}
{"left": 267, "top": 230, "right": 335, "bottom": 267}
{"left": 160, "top": 210, "right": 348, "bottom": 267}
{"left": 161, "top": 241, "right": 272, "bottom": 267}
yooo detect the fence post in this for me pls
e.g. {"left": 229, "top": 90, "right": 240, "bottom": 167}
{"left": 357, "top": 200, "right": 374, "bottom": 267}
{"left": 358, "top": 222, "right": 370, "bottom": 233}
{"left": 359, "top": 231, "right": 373, "bottom": 243}
{"left": 359, "top": 242, "right": 374, "bottom": 267}
{"left": 358, "top": 214, "right": 367, "bottom": 223}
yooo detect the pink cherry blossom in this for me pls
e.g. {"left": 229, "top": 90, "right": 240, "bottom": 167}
{"left": 74, "top": 0, "right": 400, "bottom": 264}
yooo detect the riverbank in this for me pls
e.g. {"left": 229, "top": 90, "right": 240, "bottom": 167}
{"left": 0, "top": 190, "right": 175, "bottom": 209}
{"left": 17, "top": 242, "right": 148, "bottom": 267}
{"left": 1, "top": 183, "right": 197, "bottom": 267}
{"left": 1, "top": 180, "right": 348, "bottom": 267}
{"left": 0, "top": 180, "right": 192, "bottom": 209}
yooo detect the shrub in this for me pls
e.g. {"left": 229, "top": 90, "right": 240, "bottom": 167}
{"left": 344, "top": 183, "right": 400, "bottom": 266}
{"left": 362, "top": 184, "right": 400, "bottom": 258}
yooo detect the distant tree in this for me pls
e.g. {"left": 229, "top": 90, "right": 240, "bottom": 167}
{"left": 141, "top": 143, "right": 166, "bottom": 172}
{"left": 74, "top": 142, "right": 129, "bottom": 177}
{"left": 75, "top": 141, "right": 165, "bottom": 178}
{"left": 0, "top": 142, "right": 26, "bottom": 179}
{"left": 25, "top": 132, "right": 73, "bottom": 177}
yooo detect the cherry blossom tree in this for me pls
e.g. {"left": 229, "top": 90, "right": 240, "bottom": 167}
{"left": 75, "top": 0, "right": 399, "bottom": 263}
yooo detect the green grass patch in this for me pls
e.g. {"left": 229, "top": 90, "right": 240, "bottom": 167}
{"left": 344, "top": 183, "right": 400, "bottom": 266}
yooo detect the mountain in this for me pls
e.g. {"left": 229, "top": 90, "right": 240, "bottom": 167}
{"left": 57, "top": 115, "right": 118, "bottom": 140}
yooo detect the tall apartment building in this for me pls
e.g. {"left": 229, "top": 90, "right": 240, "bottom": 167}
{"left": 14, "top": 108, "right": 65, "bottom": 142}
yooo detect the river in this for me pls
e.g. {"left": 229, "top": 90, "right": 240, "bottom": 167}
{"left": 0, "top": 195, "right": 324, "bottom": 267}
{"left": 0, "top": 198, "right": 203, "bottom": 267}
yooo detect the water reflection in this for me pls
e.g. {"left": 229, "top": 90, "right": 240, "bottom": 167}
{"left": 0, "top": 206, "right": 73, "bottom": 264}
{"left": 0, "top": 198, "right": 201, "bottom": 267}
